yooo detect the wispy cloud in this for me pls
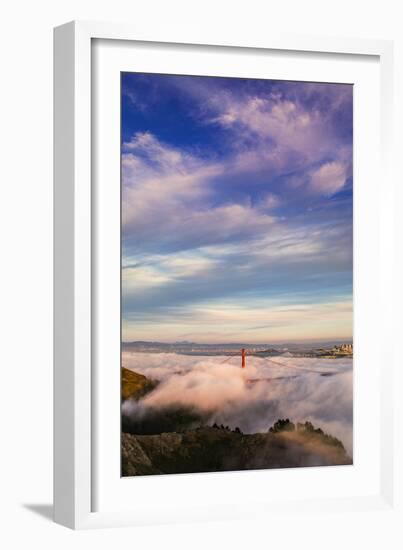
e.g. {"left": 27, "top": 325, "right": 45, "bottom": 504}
{"left": 309, "top": 160, "right": 349, "bottom": 196}
{"left": 122, "top": 132, "right": 277, "bottom": 254}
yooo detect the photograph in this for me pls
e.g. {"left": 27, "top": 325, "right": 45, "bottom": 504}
{"left": 120, "top": 72, "right": 354, "bottom": 477}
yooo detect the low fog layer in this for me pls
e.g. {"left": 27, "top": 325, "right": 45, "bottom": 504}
{"left": 122, "top": 352, "right": 353, "bottom": 455}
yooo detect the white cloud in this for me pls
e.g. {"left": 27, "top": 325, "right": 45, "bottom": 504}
{"left": 257, "top": 192, "right": 281, "bottom": 210}
{"left": 191, "top": 84, "right": 353, "bottom": 196}
{"left": 208, "top": 93, "right": 332, "bottom": 162}
{"left": 309, "top": 161, "right": 348, "bottom": 196}
{"left": 123, "top": 253, "right": 217, "bottom": 293}
{"left": 122, "top": 133, "right": 222, "bottom": 236}
{"left": 123, "top": 297, "right": 353, "bottom": 344}
{"left": 122, "top": 132, "right": 279, "bottom": 253}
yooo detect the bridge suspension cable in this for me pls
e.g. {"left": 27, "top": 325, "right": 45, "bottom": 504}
{"left": 216, "top": 348, "right": 337, "bottom": 376}
{"left": 257, "top": 355, "right": 335, "bottom": 375}
{"left": 218, "top": 354, "right": 239, "bottom": 365}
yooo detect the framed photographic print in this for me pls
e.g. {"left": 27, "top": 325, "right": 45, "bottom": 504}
{"left": 119, "top": 72, "right": 355, "bottom": 476}
{"left": 54, "top": 21, "right": 396, "bottom": 529}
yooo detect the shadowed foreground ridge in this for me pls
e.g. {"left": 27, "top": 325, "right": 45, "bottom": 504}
{"left": 121, "top": 369, "right": 352, "bottom": 476}
{"left": 122, "top": 420, "right": 352, "bottom": 477}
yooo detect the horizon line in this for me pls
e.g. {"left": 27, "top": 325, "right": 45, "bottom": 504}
{"left": 122, "top": 337, "right": 353, "bottom": 345}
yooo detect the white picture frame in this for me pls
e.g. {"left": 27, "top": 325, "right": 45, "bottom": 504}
{"left": 54, "top": 20, "right": 396, "bottom": 530}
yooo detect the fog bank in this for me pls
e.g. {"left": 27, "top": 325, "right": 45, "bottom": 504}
{"left": 122, "top": 351, "right": 353, "bottom": 455}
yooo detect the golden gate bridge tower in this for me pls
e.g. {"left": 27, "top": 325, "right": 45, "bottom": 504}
{"left": 221, "top": 347, "right": 248, "bottom": 368}
{"left": 241, "top": 348, "right": 246, "bottom": 368}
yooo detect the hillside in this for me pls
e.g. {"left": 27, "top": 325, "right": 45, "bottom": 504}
{"left": 121, "top": 367, "right": 158, "bottom": 401}
{"left": 121, "top": 369, "right": 352, "bottom": 476}
{"left": 122, "top": 423, "right": 352, "bottom": 476}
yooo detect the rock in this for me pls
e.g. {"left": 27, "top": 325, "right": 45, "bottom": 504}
{"left": 121, "top": 423, "right": 352, "bottom": 476}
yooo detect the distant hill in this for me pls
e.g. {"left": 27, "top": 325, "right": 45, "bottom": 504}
{"left": 122, "top": 340, "right": 267, "bottom": 350}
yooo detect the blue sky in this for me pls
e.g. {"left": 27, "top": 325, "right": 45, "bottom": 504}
{"left": 121, "top": 73, "right": 353, "bottom": 344}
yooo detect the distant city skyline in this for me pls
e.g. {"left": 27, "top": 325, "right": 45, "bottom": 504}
{"left": 121, "top": 73, "right": 353, "bottom": 344}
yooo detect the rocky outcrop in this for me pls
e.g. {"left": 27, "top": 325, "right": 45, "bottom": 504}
{"left": 122, "top": 424, "right": 352, "bottom": 476}
{"left": 121, "top": 370, "right": 352, "bottom": 476}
